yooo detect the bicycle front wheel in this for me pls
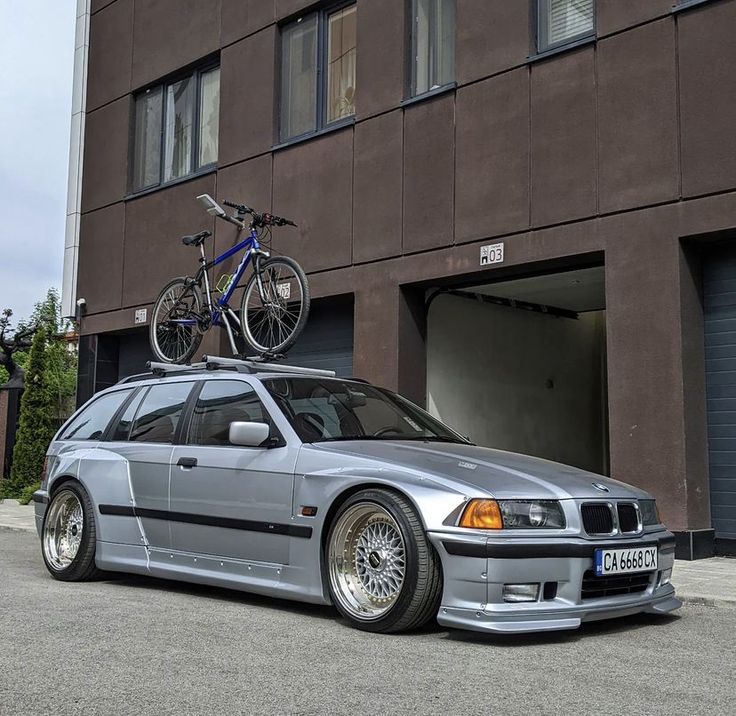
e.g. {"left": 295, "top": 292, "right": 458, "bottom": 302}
{"left": 149, "top": 277, "right": 203, "bottom": 364}
{"left": 240, "top": 256, "right": 310, "bottom": 355}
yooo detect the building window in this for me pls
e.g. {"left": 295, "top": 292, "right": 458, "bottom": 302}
{"left": 537, "top": 0, "right": 595, "bottom": 53}
{"left": 410, "top": 0, "right": 455, "bottom": 98}
{"left": 131, "top": 65, "right": 220, "bottom": 194}
{"left": 280, "top": 3, "right": 357, "bottom": 142}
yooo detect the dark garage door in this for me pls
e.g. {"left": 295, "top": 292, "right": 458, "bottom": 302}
{"left": 113, "top": 298, "right": 354, "bottom": 381}
{"left": 282, "top": 296, "right": 354, "bottom": 377}
{"left": 704, "top": 244, "right": 736, "bottom": 541}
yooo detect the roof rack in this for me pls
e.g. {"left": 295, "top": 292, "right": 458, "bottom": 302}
{"left": 203, "top": 355, "right": 336, "bottom": 377}
{"left": 117, "top": 356, "right": 336, "bottom": 383}
{"left": 117, "top": 362, "right": 206, "bottom": 383}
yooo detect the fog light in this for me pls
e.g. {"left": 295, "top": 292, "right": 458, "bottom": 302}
{"left": 658, "top": 568, "right": 672, "bottom": 587}
{"left": 503, "top": 583, "right": 540, "bottom": 603}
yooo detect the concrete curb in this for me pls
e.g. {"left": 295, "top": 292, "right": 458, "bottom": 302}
{"left": 0, "top": 523, "right": 35, "bottom": 533}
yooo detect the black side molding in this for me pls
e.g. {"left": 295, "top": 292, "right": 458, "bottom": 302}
{"left": 32, "top": 493, "right": 48, "bottom": 504}
{"left": 98, "top": 504, "right": 312, "bottom": 539}
{"left": 442, "top": 534, "right": 677, "bottom": 560}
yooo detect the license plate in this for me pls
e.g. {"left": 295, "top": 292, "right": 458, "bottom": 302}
{"left": 594, "top": 546, "right": 658, "bottom": 576}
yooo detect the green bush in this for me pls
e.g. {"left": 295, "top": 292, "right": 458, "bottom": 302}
{"left": 1, "top": 290, "right": 77, "bottom": 497}
{"left": 17, "top": 481, "right": 41, "bottom": 505}
{"left": 6, "top": 330, "right": 57, "bottom": 498}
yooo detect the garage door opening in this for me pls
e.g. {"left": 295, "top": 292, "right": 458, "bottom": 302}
{"left": 427, "top": 266, "right": 608, "bottom": 474}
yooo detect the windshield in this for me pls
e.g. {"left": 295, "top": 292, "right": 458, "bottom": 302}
{"left": 262, "top": 377, "right": 470, "bottom": 444}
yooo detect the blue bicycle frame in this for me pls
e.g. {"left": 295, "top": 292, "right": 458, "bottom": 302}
{"left": 206, "top": 229, "right": 264, "bottom": 323}
{"left": 170, "top": 227, "right": 267, "bottom": 353}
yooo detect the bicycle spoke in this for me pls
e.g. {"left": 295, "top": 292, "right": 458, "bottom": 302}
{"left": 152, "top": 280, "right": 201, "bottom": 363}
{"left": 242, "top": 259, "right": 307, "bottom": 354}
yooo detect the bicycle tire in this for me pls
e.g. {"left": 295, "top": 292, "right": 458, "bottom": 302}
{"left": 239, "top": 256, "right": 310, "bottom": 356}
{"left": 149, "top": 277, "right": 204, "bottom": 364}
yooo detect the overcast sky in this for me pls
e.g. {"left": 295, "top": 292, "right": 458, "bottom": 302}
{"left": 0, "top": 1, "right": 75, "bottom": 324}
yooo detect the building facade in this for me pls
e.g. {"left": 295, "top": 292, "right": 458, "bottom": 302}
{"left": 67, "top": 0, "right": 736, "bottom": 558}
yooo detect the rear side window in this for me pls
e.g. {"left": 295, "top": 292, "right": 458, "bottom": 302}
{"left": 109, "top": 388, "right": 148, "bottom": 442}
{"left": 59, "top": 390, "right": 134, "bottom": 441}
{"left": 188, "top": 380, "right": 277, "bottom": 446}
{"left": 129, "top": 382, "right": 194, "bottom": 444}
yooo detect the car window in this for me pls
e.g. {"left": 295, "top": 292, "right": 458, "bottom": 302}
{"left": 59, "top": 389, "right": 134, "bottom": 441}
{"left": 188, "top": 380, "right": 278, "bottom": 446}
{"left": 109, "top": 387, "right": 149, "bottom": 441}
{"left": 129, "top": 382, "right": 194, "bottom": 444}
{"left": 263, "top": 377, "right": 468, "bottom": 444}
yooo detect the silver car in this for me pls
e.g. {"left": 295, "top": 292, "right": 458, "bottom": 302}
{"left": 33, "top": 357, "right": 681, "bottom": 634}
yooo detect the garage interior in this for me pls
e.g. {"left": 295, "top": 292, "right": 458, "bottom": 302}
{"left": 426, "top": 266, "right": 609, "bottom": 475}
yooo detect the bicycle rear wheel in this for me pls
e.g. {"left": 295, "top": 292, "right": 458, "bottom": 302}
{"left": 149, "top": 277, "right": 204, "bottom": 364}
{"left": 240, "top": 256, "right": 310, "bottom": 356}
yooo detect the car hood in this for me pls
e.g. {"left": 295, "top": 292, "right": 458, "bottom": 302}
{"left": 311, "top": 441, "right": 649, "bottom": 500}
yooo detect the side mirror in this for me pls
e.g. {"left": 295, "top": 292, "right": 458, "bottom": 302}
{"left": 229, "top": 421, "right": 270, "bottom": 447}
{"left": 197, "top": 193, "right": 226, "bottom": 218}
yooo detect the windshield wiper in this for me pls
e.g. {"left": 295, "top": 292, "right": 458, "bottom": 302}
{"left": 401, "top": 436, "right": 472, "bottom": 445}
{"left": 314, "top": 436, "right": 402, "bottom": 443}
{"left": 313, "top": 435, "right": 471, "bottom": 444}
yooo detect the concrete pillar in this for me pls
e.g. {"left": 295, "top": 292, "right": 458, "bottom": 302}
{"left": 0, "top": 387, "right": 22, "bottom": 482}
{"left": 604, "top": 212, "right": 711, "bottom": 557}
{"left": 353, "top": 281, "right": 427, "bottom": 406}
{"left": 0, "top": 389, "right": 9, "bottom": 482}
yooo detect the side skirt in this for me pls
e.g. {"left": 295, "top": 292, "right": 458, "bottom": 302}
{"left": 95, "top": 541, "right": 329, "bottom": 605}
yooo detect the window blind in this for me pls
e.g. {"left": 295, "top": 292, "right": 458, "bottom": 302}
{"left": 547, "top": 0, "right": 594, "bottom": 45}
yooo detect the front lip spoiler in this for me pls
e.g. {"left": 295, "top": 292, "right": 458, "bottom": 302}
{"left": 441, "top": 534, "right": 675, "bottom": 559}
{"left": 437, "top": 590, "right": 682, "bottom": 634}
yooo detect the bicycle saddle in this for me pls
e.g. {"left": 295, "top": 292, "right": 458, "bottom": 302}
{"left": 181, "top": 230, "right": 211, "bottom": 247}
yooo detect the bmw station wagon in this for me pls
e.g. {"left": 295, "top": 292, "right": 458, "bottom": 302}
{"left": 33, "top": 357, "right": 681, "bottom": 634}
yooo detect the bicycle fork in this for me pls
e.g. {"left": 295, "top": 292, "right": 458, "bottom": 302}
{"left": 221, "top": 309, "right": 242, "bottom": 357}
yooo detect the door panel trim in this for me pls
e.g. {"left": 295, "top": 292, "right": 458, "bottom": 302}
{"left": 98, "top": 504, "right": 313, "bottom": 538}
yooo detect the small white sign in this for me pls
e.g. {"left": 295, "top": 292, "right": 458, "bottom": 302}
{"left": 480, "top": 242, "right": 504, "bottom": 266}
{"left": 134, "top": 308, "right": 147, "bottom": 325}
{"left": 276, "top": 282, "right": 291, "bottom": 300}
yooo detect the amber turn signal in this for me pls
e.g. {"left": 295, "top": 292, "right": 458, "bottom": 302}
{"left": 459, "top": 499, "right": 503, "bottom": 529}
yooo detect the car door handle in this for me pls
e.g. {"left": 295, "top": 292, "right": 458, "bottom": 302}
{"left": 177, "top": 457, "right": 197, "bottom": 468}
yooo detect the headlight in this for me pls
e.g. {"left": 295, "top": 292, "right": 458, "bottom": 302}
{"left": 639, "top": 499, "right": 660, "bottom": 526}
{"left": 459, "top": 499, "right": 565, "bottom": 529}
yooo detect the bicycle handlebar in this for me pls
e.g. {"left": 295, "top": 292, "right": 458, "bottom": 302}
{"left": 219, "top": 199, "right": 297, "bottom": 228}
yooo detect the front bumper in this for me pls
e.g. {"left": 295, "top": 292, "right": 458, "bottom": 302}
{"left": 427, "top": 531, "right": 680, "bottom": 634}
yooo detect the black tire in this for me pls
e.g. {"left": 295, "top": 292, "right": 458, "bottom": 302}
{"left": 325, "top": 489, "right": 443, "bottom": 634}
{"left": 149, "top": 277, "right": 203, "bottom": 364}
{"left": 239, "top": 256, "right": 310, "bottom": 356}
{"left": 41, "top": 481, "right": 103, "bottom": 582}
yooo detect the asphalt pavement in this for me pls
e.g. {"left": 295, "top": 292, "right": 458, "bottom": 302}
{"left": 0, "top": 529, "right": 734, "bottom": 716}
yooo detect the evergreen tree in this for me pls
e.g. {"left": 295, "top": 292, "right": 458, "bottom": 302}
{"left": 6, "top": 330, "right": 56, "bottom": 497}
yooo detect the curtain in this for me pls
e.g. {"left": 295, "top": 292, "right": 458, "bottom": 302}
{"left": 198, "top": 68, "right": 220, "bottom": 167}
{"left": 164, "top": 76, "right": 194, "bottom": 182}
{"left": 327, "top": 5, "right": 357, "bottom": 123}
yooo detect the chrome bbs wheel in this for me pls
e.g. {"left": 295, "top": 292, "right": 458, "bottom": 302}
{"left": 43, "top": 490, "right": 84, "bottom": 571}
{"left": 328, "top": 503, "right": 406, "bottom": 621}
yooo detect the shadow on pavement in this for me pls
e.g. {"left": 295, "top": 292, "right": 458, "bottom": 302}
{"left": 106, "top": 571, "right": 337, "bottom": 621}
